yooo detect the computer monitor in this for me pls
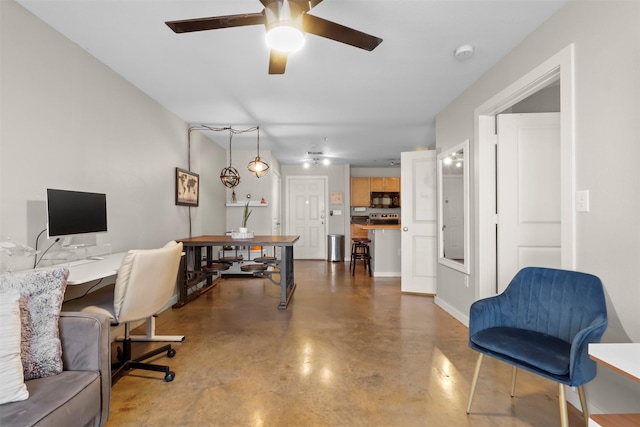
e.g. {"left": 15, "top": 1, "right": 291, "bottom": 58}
{"left": 46, "top": 189, "right": 108, "bottom": 238}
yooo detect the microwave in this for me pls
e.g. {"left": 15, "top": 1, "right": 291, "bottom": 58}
{"left": 370, "top": 192, "right": 400, "bottom": 208}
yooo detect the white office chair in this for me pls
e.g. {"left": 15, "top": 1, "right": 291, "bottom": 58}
{"left": 64, "top": 241, "right": 183, "bottom": 383}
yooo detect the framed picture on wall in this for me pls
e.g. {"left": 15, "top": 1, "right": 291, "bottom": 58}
{"left": 175, "top": 167, "right": 199, "bottom": 207}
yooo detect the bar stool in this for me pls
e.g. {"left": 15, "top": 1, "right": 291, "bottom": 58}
{"left": 202, "top": 262, "right": 230, "bottom": 274}
{"left": 219, "top": 246, "right": 243, "bottom": 263}
{"left": 350, "top": 238, "right": 371, "bottom": 276}
{"left": 240, "top": 263, "right": 268, "bottom": 273}
{"left": 253, "top": 245, "right": 279, "bottom": 265}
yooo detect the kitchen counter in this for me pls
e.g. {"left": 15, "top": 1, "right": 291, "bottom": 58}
{"left": 352, "top": 224, "right": 401, "bottom": 277}
{"left": 354, "top": 223, "right": 401, "bottom": 230}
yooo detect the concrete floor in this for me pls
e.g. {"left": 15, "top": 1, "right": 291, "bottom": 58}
{"left": 106, "top": 260, "right": 584, "bottom": 426}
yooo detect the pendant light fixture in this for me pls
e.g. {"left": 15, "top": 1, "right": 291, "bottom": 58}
{"left": 220, "top": 129, "right": 241, "bottom": 188}
{"left": 247, "top": 126, "right": 270, "bottom": 178}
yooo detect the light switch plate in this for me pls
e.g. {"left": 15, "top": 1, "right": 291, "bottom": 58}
{"left": 576, "top": 190, "right": 590, "bottom": 212}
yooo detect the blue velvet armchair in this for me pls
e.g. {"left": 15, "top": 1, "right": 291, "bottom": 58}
{"left": 466, "top": 267, "right": 608, "bottom": 427}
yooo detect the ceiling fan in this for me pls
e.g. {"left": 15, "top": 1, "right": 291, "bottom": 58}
{"left": 165, "top": 0, "right": 383, "bottom": 74}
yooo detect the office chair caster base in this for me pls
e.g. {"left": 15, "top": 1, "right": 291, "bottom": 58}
{"left": 165, "top": 371, "right": 175, "bottom": 382}
{"left": 168, "top": 349, "right": 176, "bottom": 358}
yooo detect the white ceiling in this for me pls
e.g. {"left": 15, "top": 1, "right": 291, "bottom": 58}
{"left": 17, "top": 0, "right": 566, "bottom": 168}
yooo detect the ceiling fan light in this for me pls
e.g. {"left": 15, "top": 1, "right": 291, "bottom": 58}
{"left": 266, "top": 24, "right": 305, "bottom": 52}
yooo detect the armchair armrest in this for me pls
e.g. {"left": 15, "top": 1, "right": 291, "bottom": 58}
{"left": 469, "top": 294, "right": 509, "bottom": 337}
{"left": 569, "top": 314, "right": 608, "bottom": 385}
{"left": 59, "top": 311, "right": 111, "bottom": 426}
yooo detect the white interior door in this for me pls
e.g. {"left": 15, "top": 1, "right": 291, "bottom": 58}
{"left": 271, "top": 172, "right": 281, "bottom": 234}
{"left": 401, "top": 150, "right": 437, "bottom": 293}
{"left": 497, "top": 113, "right": 561, "bottom": 292}
{"left": 286, "top": 176, "right": 327, "bottom": 259}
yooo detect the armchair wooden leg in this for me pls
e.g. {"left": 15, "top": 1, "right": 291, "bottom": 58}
{"left": 577, "top": 385, "right": 589, "bottom": 426}
{"left": 558, "top": 383, "right": 569, "bottom": 427}
{"left": 467, "top": 353, "right": 484, "bottom": 414}
{"left": 510, "top": 366, "right": 518, "bottom": 397}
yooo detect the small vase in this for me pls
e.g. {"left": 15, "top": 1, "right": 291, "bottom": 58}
{"left": 239, "top": 227, "right": 248, "bottom": 234}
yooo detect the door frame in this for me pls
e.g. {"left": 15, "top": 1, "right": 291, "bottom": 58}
{"left": 475, "top": 44, "right": 576, "bottom": 300}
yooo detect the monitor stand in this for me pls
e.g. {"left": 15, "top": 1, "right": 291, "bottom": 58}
{"left": 61, "top": 234, "right": 97, "bottom": 249}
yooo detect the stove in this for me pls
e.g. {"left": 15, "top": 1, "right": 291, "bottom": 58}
{"left": 368, "top": 213, "right": 400, "bottom": 225}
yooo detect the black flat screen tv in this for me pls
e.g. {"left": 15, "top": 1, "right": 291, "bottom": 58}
{"left": 46, "top": 189, "right": 108, "bottom": 237}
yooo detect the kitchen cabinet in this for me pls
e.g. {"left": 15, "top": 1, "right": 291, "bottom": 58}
{"left": 350, "top": 178, "right": 370, "bottom": 206}
{"left": 351, "top": 177, "right": 401, "bottom": 206}
{"left": 370, "top": 177, "right": 400, "bottom": 192}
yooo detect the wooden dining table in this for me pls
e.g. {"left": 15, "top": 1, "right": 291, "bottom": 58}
{"left": 174, "top": 235, "right": 300, "bottom": 310}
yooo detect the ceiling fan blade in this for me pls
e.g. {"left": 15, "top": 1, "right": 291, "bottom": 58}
{"left": 269, "top": 50, "right": 288, "bottom": 74}
{"left": 302, "top": 14, "right": 382, "bottom": 51}
{"left": 165, "top": 13, "right": 265, "bottom": 34}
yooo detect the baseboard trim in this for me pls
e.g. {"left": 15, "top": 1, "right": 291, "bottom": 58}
{"left": 434, "top": 296, "right": 469, "bottom": 327}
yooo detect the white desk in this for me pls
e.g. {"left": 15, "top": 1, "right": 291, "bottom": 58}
{"left": 59, "top": 252, "right": 125, "bottom": 285}
{"left": 46, "top": 252, "right": 184, "bottom": 343}
{"left": 588, "top": 343, "right": 640, "bottom": 427}
{"left": 589, "top": 343, "right": 640, "bottom": 382}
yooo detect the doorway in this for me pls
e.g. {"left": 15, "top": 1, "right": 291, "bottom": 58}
{"left": 475, "top": 44, "right": 576, "bottom": 299}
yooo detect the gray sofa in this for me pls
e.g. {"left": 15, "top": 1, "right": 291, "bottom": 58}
{"left": 0, "top": 311, "right": 111, "bottom": 427}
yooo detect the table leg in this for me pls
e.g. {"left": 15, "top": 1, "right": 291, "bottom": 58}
{"left": 278, "top": 245, "right": 296, "bottom": 310}
{"left": 173, "top": 245, "right": 218, "bottom": 308}
{"left": 177, "top": 251, "right": 188, "bottom": 305}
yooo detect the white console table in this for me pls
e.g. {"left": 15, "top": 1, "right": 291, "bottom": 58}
{"left": 588, "top": 343, "right": 640, "bottom": 427}
{"left": 39, "top": 252, "right": 184, "bottom": 342}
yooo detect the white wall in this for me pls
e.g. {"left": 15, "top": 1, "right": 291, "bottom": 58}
{"left": 0, "top": 1, "right": 226, "bottom": 255}
{"left": 350, "top": 167, "right": 401, "bottom": 178}
{"left": 222, "top": 149, "right": 279, "bottom": 235}
{"left": 435, "top": 0, "right": 640, "bottom": 414}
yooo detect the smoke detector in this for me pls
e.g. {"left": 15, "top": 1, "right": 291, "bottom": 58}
{"left": 454, "top": 44, "right": 474, "bottom": 60}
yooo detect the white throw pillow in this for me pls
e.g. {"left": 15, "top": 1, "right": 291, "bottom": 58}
{"left": 0, "top": 290, "right": 29, "bottom": 404}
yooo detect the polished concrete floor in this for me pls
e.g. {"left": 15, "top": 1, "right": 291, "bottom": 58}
{"left": 106, "top": 260, "right": 584, "bottom": 426}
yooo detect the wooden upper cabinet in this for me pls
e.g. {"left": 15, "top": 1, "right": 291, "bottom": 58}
{"left": 350, "top": 178, "right": 371, "bottom": 206}
{"left": 384, "top": 177, "right": 400, "bottom": 192}
{"left": 371, "top": 177, "right": 400, "bottom": 192}
{"left": 370, "top": 178, "right": 384, "bottom": 192}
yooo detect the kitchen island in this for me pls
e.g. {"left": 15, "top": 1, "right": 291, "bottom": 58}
{"left": 354, "top": 224, "right": 401, "bottom": 277}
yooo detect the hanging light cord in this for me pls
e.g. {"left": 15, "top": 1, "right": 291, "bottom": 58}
{"left": 256, "top": 126, "right": 261, "bottom": 157}
{"left": 228, "top": 128, "right": 233, "bottom": 167}
{"left": 184, "top": 125, "right": 258, "bottom": 236}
